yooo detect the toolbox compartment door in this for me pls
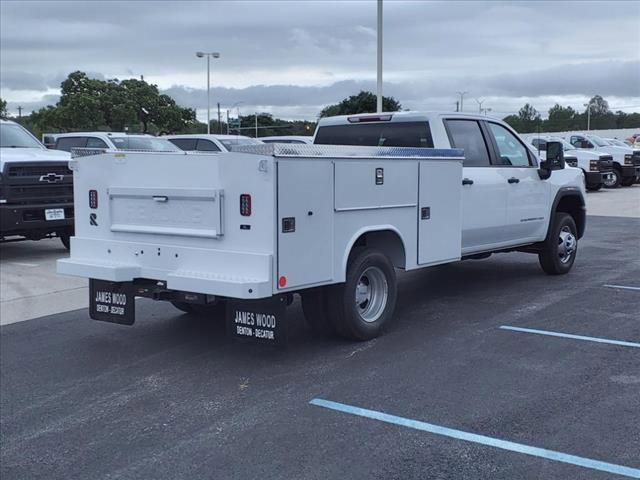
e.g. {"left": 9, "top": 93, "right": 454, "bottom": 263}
{"left": 418, "top": 160, "right": 462, "bottom": 265}
{"left": 277, "top": 159, "right": 334, "bottom": 289}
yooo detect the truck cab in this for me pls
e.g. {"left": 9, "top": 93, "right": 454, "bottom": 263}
{"left": 314, "top": 112, "right": 586, "bottom": 257}
{"left": 0, "top": 120, "right": 74, "bottom": 248}
{"left": 566, "top": 133, "right": 640, "bottom": 187}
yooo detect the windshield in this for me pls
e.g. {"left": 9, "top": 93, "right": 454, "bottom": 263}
{"left": 110, "top": 136, "right": 179, "bottom": 152}
{"left": 219, "top": 137, "right": 261, "bottom": 150}
{"left": 0, "top": 123, "right": 43, "bottom": 149}
{"left": 586, "top": 135, "right": 609, "bottom": 147}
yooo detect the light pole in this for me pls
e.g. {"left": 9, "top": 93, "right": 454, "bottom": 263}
{"left": 475, "top": 98, "right": 485, "bottom": 114}
{"left": 456, "top": 91, "right": 468, "bottom": 112}
{"left": 232, "top": 101, "right": 243, "bottom": 134}
{"left": 583, "top": 102, "right": 593, "bottom": 131}
{"left": 376, "top": 0, "right": 383, "bottom": 113}
{"left": 196, "top": 51, "right": 220, "bottom": 134}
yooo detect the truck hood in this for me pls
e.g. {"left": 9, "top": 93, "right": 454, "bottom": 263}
{"left": 0, "top": 147, "right": 71, "bottom": 170}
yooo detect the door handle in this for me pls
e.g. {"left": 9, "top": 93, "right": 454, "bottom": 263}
{"left": 507, "top": 177, "right": 520, "bottom": 184}
{"left": 462, "top": 178, "right": 474, "bottom": 185}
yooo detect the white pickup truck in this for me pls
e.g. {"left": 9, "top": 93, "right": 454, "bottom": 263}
{"left": 524, "top": 134, "right": 613, "bottom": 191}
{"left": 58, "top": 111, "right": 585, "bottom": 343}
{"left": 566, "top": 133, "right": 640, "bottom": 187}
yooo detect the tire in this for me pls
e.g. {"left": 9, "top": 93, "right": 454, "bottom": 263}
{"left": 301, "top": 288, "right": 338, "bottom": 336}
{"left": 538, "top": 213, "right": 578, "bottom": 275}
{"left": 603, "top": 167, "right": 622, "bottom": 188}
{"left": 171, "top": 301, "right": 195, "bottom": 314}
{"left": 59, "top": 233, "right": 71, "bottom": 250}
{"left": 586, "top": 183, "right": 602, "bottom": 192}
{"left": 327, "top": 248, "right": 397, "bottom": 341}
{"left": 621, "top": 177, "right": 635, "bottom": 187}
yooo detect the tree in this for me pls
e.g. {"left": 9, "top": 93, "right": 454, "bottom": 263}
{"left": 319, "top": 91, "right": 402, "bottom": 117}
{"left": 503, "top": 103, "right": 541, "bottom": 133}
{"left": 0, "top": 97, "right": 7, "bottom": 119}
{"left": 584, "top": 95, "right": 616, "bottom": 130}
{"left": 30, "top": 71, "right": 196, "bottom": 134}
{"left": 544, "top": 104, "right": 578, "bottom": 132}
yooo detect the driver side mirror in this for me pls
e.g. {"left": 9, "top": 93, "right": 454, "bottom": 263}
{"left": 539, "top": 141, "right": 565, "bottom": 179}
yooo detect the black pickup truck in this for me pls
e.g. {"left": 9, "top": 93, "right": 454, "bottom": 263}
{"left": 0, "top": 120, "right": 74, "bottom": 249}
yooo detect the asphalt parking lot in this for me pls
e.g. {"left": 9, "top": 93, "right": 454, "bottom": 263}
{"left": 1, "top": 211, "right": 639, "bottom": 479}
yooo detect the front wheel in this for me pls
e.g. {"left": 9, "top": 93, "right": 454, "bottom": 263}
{"left": 327, "top": 248, "right": 397, "bottom": 341}
{"left": 538, "top": 213, "right": 578, "bottom": 275}
{"left": 603, "top": 167, "right": 621, "bottom": 188}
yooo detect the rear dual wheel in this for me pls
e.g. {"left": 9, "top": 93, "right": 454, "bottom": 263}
{"left": 302, "top": 248, "right": 397, "bottom": 341}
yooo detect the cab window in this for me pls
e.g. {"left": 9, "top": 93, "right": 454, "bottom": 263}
{"left": 314, "top": 121, "right": 433, "bottom": 148}
{"left": 196, "top": 139, "right": 221, "bottom": 152}
{"left": 444, "top": 119, "right": 491, "bottom": 167}
{"left": 86, "top": 137, "right": 108, "bottom": 149}
{"left": 167, "top": 138, "right": 197, "bottom": 151}
{"left": 487, "top": 123, "right": 532, "bottom": 167}
{"left": 55, "top": 136, "right": 88, "bottom": 152}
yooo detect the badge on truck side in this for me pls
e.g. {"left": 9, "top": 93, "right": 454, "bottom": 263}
{"left": 226, "top": 297, "right": 287, "bottom": 346}
{"left": 89, "top": 279, "right": 135, "bottom": 325}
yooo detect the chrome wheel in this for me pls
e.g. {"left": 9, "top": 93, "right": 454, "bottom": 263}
{"left": 558, "top": 226, "right": 576, "bottom": 264}
{"left": 354, "top": 266, "right": 388, "bottom": 323}
{"left": 603, "top": 170, "right": 618, "bottom": 188}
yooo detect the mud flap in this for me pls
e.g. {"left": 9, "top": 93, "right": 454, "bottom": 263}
{"left": 226, "top": 296, "right": 288, "bottom": 346}
{"left": 89, "top": 279, "right": 135, "bottom": 325}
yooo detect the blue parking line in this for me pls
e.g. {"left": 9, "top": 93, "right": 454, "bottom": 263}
{"left": 309, "top": 398, "right": 640, "bottom": 478}
{"left": 500, "top": 326, "right": 640, "bottom": 349}
{"left": 604, "top": 284, "right": 640, "bottom": 292}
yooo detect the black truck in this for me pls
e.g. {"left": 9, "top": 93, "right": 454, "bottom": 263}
{"left": 0, "top": 120, "right": 74, "bottom": 249}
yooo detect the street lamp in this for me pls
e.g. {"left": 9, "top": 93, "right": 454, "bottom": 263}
{"left": 456, "top": 91, "right": 469, "bottom": 112}
{"left": 196, "top": 51, "right": 220, "bottom": 134}
{"left": 583, "top": 102, "right": 593, "bottom": 131}
{"left": 475, "top": 98, "right": 485, "bottom": 114}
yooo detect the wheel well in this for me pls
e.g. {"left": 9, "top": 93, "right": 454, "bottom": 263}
{"left": 555, "top": 194, "right": 586, "bottom": 239}
{"left": 351, "top": 230, "right": 406, "bottom": 269}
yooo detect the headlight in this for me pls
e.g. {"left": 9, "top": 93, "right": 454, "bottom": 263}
{"left": 624, "top": 154, "right": 633, "bottom": 165}
{"left": 589, "top": 160, "right": 599, "bottom": 171}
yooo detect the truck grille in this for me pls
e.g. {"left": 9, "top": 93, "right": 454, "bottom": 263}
{"left": 7, "top": 164, "right": 72, "bottom": 177}
{"left": 598, "top": 155, "right": 613, "bottom": 170}
{"left": 632, "top": 151, "right": 640, "bottom": 166}
{"left": 1, "top": 162, "right": 74, "bottom": 205}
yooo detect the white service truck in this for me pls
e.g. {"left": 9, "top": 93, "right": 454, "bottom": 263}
{"left": 58, "top": 112, "right": 585, "bottom": 343}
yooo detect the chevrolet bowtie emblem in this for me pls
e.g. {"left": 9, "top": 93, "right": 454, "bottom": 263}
{"left": 39, "top": 173, "right": 64, "bottom": 183}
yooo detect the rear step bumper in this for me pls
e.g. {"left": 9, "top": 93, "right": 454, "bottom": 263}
{"left": 57, "top": 237, "right": 273, "bottom": 299}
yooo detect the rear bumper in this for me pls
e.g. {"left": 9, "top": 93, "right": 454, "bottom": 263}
{"left": 0, "top": 202, "right": 74, "bottom": 238}
{"left": 57, "top": 237, "right": 273, "bottom": 299}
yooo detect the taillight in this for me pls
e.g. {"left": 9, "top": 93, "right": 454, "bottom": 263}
{"left": 240, "top": 194, "right": 251, "bottom": 216}
{"left": 89, "top": 189, "right": 98, "bottom": 209}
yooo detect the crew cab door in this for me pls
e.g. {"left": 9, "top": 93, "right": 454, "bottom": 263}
{"left": 443, "top": 119, "right": 509, "bottom": 252}
{"left": 484, "top": 122, "right": 549, "bottom": 242}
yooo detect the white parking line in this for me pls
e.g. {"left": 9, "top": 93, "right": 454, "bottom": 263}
{"left": 604, "top": 284, "right": 640, "bottom": 292}
{"left": 500, "top": 326, "right": 640, "bottom": 349}
{"left": 309, "top": 398, "right": 640, "bottom": 478}
{"left": 9, "top": 262, "right": 39, "bottom": 267}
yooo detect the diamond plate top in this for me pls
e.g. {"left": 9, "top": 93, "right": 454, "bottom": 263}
{"left": 231, "top": 143, "right": 464, "bottom": 160}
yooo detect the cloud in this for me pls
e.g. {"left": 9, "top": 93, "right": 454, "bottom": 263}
{"left": 1, "top": 1, "right": 638, "bottom": 119}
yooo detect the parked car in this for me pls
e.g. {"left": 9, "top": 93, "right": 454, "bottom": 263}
{"left": 54, "top": 132, "right": 180, "bottom": 153}
{"left": 58, "top": 111, "right": 585, "bottom": 342}
{"left": 524, "top": 135, "right": 613, "bottom": 191}
{"left": 1, "top": 120, "right": 74, "bottom": 248}
{"left": 163, "top": 134, "right": 261, "bottom": 152}
{"left": 260, "top": 136, "right": 313, "bottom": 144}
{"left": 566, "top": 133, "right": 640, "bottom": 187}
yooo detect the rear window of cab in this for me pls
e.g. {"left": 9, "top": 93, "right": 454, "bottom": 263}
{"left": 314, "top": 121, "right": 433, "bottom": 148}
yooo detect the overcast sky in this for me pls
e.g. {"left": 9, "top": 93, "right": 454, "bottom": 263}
{"left": 1, "top": 0, "right": 639, "bottom": 121}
